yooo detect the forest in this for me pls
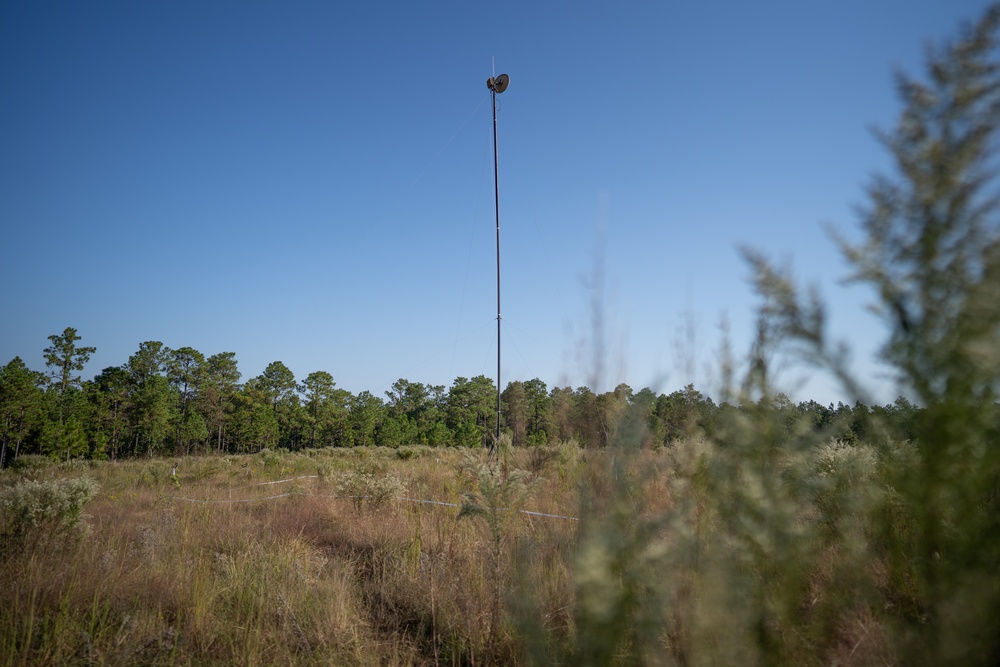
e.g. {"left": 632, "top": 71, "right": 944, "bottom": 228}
{"left": 0, "top": 328, "right": 921, "bottom": 466}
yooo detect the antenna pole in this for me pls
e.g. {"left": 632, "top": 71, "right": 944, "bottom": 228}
{"left": 492, "top": 83, "right": 502, "bottom": 454}
{"left": 486, "top": 72, "right": 508, "bottom": 460}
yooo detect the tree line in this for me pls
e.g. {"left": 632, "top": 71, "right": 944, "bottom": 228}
{"left": 0, "top": 327, "right": 925, "bottom": 465}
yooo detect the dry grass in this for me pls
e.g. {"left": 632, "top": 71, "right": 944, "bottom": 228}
{"left": 0, "top": 447, "right": 598, "bottom": 666}
{"left": 0, "top": 439, "right": 992, "bottom": 665}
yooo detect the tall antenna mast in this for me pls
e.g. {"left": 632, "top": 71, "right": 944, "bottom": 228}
{"left": 486, "top": 71, "right": 509, "bottom": 456}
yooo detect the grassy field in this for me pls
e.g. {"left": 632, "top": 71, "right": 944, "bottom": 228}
{"left": 0, "top": 431, "right": 997, "bottom": 666}
{"left": 0, "top": 444, "right": 594, "bottom": 666}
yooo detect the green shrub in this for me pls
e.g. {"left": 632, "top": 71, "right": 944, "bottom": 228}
{"left": 9, "top": 454, "right": 52, "bottom": 472}
{"left": 391, "top": 444, "right": 433, "bottom": 460}
{"left": 136, "top": 462, "right": 171, "bottom": 488}
{"left": 741, "top": 5, "right": 1000, "bottom": 662}
{"left": 334, "top": 463, "right": 405, "bottom": 511}
{"left": 812, "top": 439, "right": 880, "bottom": 531}
{"left": 0, "top": 476, "right": 100, "bottom": 557}
{"left": 395, "top": 446, "right": 418, "bottom": 461}
{"left": 257, "top": 448, "right": 282, "bottom": 469}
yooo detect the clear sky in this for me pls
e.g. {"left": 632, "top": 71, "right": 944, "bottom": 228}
{"left": 1, "top": 0, "right": 995, "bottom": 406}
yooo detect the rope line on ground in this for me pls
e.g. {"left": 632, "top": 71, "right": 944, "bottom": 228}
{"left": 169, "top": 492, "right": 297, "bottom": 503}
{"left": 254, "top": 475, "right": 319, "bottom": 486}
{"left": 165, "top": 490, "right": 578, "bottom": 521}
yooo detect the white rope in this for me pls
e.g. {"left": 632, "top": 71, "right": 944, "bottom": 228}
{"left": 254, "top": 475, "right": 319, "bottom": 486}
{"left": 399, "top": 497, "right": 578, "bottom": 521}
{"left": 519, "top": 509, "right": 579, "bottom": 521}
{"left": 168, "top": 492, "right": 297, "bottom": 503}
{"left": 165, "top": 489, "right": 578, "bottom": 521}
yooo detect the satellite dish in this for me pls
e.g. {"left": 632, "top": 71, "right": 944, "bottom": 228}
{"left": 487, "top": 73, "right": 510, "bottom": 93}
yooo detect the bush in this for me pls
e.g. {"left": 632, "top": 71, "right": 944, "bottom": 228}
{"left": 395, "top": 446, "right": 418, "bottom": 461}
{"left": 742, "top": 6, "right": 1000, "bottom": 661}
{"left": 9, "top": 454, "right": 52, "bottom": 472}
{"left": 0, "top": 476, "right": 100, "bottom": 557}
{"left": 394, "top": 445, "right": 433, "bottom": 460}
{"left": 334, "top": 463, "right": 405, "bottom": 511}
{"left": 812, "top": 439, "right": 880, "bottom": 531}
{"left": 257, "top": 448, "right": 283, "bottom": 469}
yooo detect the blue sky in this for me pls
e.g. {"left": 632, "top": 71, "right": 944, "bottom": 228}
{"left": 1, "top": 0, "right": 995, "bottom": 405}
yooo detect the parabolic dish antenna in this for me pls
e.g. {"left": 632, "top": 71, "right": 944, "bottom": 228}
{"left": 487, "top": 73, "right": 510, "bottom": 93}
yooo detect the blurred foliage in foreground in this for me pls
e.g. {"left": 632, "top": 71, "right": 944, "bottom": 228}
{"left": 522, "top": 4, "right": 1000, "bottom": 665}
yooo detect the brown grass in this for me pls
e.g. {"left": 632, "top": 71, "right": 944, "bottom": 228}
{"left": 2, "top": 442, "right": 964, "bottom": 666}
{"left": 0, "top": 447, "right": 602, "bottom": 666}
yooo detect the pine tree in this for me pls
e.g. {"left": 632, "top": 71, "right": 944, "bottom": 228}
{"left": 42, "top": 327, "right": 96, "bottom": 424}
